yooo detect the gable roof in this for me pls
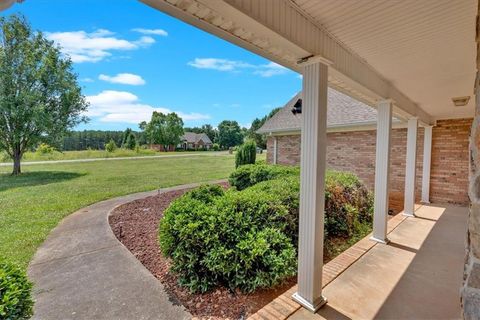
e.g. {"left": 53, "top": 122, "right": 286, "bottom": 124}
{"left": 181, "top": 132, "right": 213, "bottom": 144}
{"left": 257, "top": 89, "right": 380, "bottom": 134}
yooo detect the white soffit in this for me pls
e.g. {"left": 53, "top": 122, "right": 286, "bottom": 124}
{"left": 291, "top": 0, "right": 477, "bottom": 120}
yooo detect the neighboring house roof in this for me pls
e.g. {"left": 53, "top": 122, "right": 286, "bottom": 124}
{"left": 181, "top": 132, "right": 213, "bottom": 144}
{"left": 257, "top": 89, "right": 381, "bottom": 134}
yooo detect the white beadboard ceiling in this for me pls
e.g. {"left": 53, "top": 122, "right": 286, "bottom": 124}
{"left": 291, "top": 0, "right": 477, "bottom": 120}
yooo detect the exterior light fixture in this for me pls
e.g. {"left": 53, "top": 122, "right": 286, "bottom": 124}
{"left": 291, "top": 99, "right": 302, "bottom": 115}
{"left": 452, "top": 96, "right": 470, "bottom": 107}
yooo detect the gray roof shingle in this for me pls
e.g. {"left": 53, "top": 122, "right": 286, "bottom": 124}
{"left": 257, "top": 89, "right": 379, "bottom": 134}
{"left": 181, "top": 132, "right": 212, "bottom": 144}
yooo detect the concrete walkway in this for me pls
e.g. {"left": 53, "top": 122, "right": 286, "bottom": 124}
{"left": 0, "top": 151, "right": 228, "bottom": 167}
{"left": 289, "top": 204, "right": 468, "bottom": 320}
{"left": 28, "top": 182, "right": 224, "bottom": 320}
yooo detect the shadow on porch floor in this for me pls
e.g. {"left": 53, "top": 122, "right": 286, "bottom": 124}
{"left": 288, "top": 204, "right": 468, "bottom": 320}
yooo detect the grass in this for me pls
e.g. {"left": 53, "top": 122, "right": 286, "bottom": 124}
{"left": 0, "top": 153, "right": 265, "bottom": 268}
{"left": 0, "top": 148, "right": 214, "bottom": 163}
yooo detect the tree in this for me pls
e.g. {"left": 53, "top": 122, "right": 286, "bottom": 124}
{"left": 0, "top": 15, "right": 88, "bottom": 175}
{"left": 247, "top": 107, "right": 281, "bottom": 149}
{"left": 121, "top": 128, "right": 133, "bottom": 147}
{"left": 235, "top": 140, "right": 257, "bottom": 168}
{"left": 124, "top": 132, "right": 137, "bottom": 150}
{"left": 201, "top": 124, "right": 217, "bottom": 143}
{"left": 218, "top": 120, "right": 243, "bottom": 149}
{"left": 105, "top": 139, "right": 117, "bottom": 153}
{"left": 139, "top": 111, "right": 184, "bottom": 151}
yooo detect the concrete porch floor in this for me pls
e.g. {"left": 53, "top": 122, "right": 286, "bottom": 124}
{"left": 289, "top": 204, "right": 468, "bottom": 320}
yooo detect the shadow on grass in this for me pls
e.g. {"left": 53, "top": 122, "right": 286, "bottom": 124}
{"left": 0, "top": 171, "right": 85, "bottom": 192}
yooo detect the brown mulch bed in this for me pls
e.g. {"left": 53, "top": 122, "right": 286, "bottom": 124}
{"left": 109, "top": 183, "right": 295, "bottom": 320}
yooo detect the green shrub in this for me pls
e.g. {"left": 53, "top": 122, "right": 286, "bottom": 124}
{"left": 185, "top": 184, "right": 224, "bottom": 204}
{"left": 159, "top": 187, "right": 297, "bottom": 293}
{"left": 0, "top": 261, "right": 33, "bottom": 320}
{"left": 235, "top": 140, "right": 256, "bottom": 168}
{"left": 247, "top": 176, "right": 300, "bottom": 245}
{"left": 212, "top": 143, "right": 220, "bottom": 151}
{"left": 228, "top": 163, "right": 299, "bottom": 191}
{"left": 160, "top": 164, "right": 373, "bottom": 294}
{"left": 105, "top": 139, "right": 117, "bottom": 153}
{"left": 35, "top": 143, "right": 55, "bottom": 154}
{"left": 324, "top": 171, "right": 373, "bottom": 238}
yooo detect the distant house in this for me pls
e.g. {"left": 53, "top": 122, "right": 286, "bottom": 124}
{"left": 179, "top": 132, "right": 213, "bottom": 150}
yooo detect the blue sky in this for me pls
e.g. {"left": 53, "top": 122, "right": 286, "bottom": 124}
{"left": 2, "top": 0, "right": 302, "bottom": 131}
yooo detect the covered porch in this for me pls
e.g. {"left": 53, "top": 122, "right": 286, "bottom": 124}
{"left": 251, "top": 204, "right": 468, "bottom": 319}
{"left": 140, "top": 0, "right": 477, "bottom": 317}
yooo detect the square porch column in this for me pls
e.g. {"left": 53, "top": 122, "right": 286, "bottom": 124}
{"left": 404, "top": 118, "right": 419, "bottom": 216}
{"left": 292, "top": 60, "right": 328, "bottom": 312}
{"left": 371, "top": 100, "right": 393, "bottom": 244}
{"left": 421, "top": 126, "right": 433, "bottom": 203}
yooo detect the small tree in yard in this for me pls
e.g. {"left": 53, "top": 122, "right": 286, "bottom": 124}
{"left": 139, "top": 111, "right": 183, "bottom": 151}
{"left": 235, "top": 140, "right": 256, "bottom": 168}
{"left": 124, "top": 132, "right": 137, "bottom": 150}
{"left": 105, "top": 139, "right": 117, "bottom": 153}
{"left": 0, "top": 15, "right": 88, "bottom": 175}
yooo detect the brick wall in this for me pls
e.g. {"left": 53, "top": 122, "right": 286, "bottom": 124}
{"left": 266, "top": 118, "right": 471, "bottom": 205}
{"left": 430, "top": 118, "right": 471, "bottom": 204}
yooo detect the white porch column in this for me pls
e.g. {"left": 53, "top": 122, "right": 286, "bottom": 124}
{"left": 371, "top": 100, "right": 393, "bottom": 244}
{"left": 404, "top": 118, "right": 419, "bottom": 216}
{"left": 273, "top": 136, "right": 278, "bottom": 165}
{"left": 292, "top": 61, "right": 328, "bottom": 312}
{"left": 421, "top": 126, "right": 433, "bottom": 203}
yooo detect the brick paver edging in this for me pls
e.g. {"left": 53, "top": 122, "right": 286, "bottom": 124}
{"left": 248, "top": 211, "right": 411, "bottom": 320}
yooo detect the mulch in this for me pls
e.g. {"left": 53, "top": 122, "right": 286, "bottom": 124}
{"left": 109, "top": 182, "right": 295, "bottom": 320}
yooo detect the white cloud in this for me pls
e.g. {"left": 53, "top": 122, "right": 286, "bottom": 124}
{"left": 187, "top": 58, "right": 289, "bottom": 77}
{"left": 188, "top": 58, "right": 253, "bottom": 71}
{"left": 135, "top": 36, "right": 156, "bottom": 47}
{"left": 46, "top": 29, "right": 155, "bottom": 63}
{"left": 85, "top": 90, "right": 210, "bottom": 124}
{"left": 254, "top": 62, "right": 289, "bottom": 77}
{"left": 80, "top": 77, "right": 94, "bottom": 83}
{"left": 99, "top": 73, "right": 146, "bottom": 86}
{"left": 132, "top": 28, "right": 168, "bottom": 37}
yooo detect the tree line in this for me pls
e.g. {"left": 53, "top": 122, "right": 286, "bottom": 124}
{"left": 0, "top": 14, "right": 282, "bottom": 175}
{"left": 60, "top": 107, "right": 281, "bottom": 153}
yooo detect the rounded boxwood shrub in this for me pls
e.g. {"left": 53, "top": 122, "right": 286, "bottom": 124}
{"left": 0, "top": 261, "right": 33, "bottom": 320}
{"left": 159, "top": 187, "right": 297, "bottom": 293}
{"left": 228, "top": 163, "right": 299, "bottom": 191}
{"left": 186, "top": 184, "right": 224, "bottom": 204}
{"left": 160, "top": 165, "right": 373, "bottom": 294}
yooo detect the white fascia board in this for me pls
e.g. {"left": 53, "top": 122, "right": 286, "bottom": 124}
{"left": 259, "top": 120, "right": 407, "bottom": 136}
{"left": 141, "top": 0, "right": 434, "bottom": 125}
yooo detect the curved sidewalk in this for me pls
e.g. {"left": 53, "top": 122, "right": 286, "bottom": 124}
{"left": 28, "top": 182, "right": 223, "bottom": 320}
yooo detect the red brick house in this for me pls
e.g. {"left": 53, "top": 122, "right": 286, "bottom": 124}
{"left": 179, "top": 132, "right": 213, "bottom": 150}
{"left": 258, "top": 90, "right": 471, "bottom": 207}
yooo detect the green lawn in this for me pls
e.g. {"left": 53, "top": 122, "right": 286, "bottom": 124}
{"left": 0, "top": 153, "right": 256, "bottom": 268}
{"left": 1, "top": 148, "right": 215, "bottom": 163}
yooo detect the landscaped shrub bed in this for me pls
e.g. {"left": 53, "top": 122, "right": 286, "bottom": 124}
{"left": 159, "top": 164, "right": 373, "bottom": 294}
{"left": 0, "top": 260, "right": 33, "bottom": 320}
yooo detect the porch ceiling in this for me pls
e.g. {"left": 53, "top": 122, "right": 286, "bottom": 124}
{"left": 291, "top": 0, "right": 477, "bottom": 121}
{"left": 141, "top": 0, "right": 477, "bottom": 124}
